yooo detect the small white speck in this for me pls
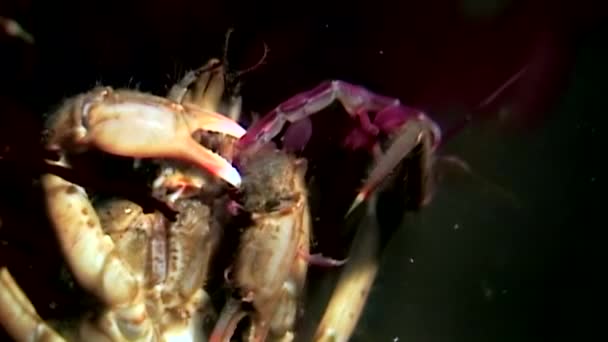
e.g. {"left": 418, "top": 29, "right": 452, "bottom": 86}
{"left": 379, "top": 50, "right": 384, "bottom": 55}
{"left": 393, "top": 337, "right": 400, "bottom": 342}
{"left": 124, "top": 208, "right": 133, "bottom": 214}
{"left": 453, "top": 223, "right": 460, "bottom": 230}
{"left": 481, "top": 280, "right": 494, "bottom": 300}
{"left": 49, "top": 301, "right": 57, "bottom": 309}
{"left": 325, "top": 24, "right": 329, "bottom": 28}
{"left": 409, "top": 257, "right": 415, "bottom": 264}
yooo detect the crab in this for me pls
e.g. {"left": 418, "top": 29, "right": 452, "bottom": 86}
{"left": 0, "top": 37, "right": 442, "bottom": 341}
{"left": 0, "top": 57, "right": 243, "bottom": 342}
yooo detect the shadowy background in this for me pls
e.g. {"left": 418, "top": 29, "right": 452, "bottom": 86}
{"left": 0, "top": 0, "right": 604, "bottom": 341}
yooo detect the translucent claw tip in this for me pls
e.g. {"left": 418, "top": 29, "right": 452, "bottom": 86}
{"left": 187, "top": 104, "right": 247, "bottom": 138}
{"left": 218, "top": 164, "right": 242, "bottom": 188}
{"left": 216, "top": 119, "right": 247, "bottom": 139}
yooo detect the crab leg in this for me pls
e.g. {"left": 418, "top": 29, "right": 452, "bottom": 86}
{"left": 313, "top": 196, "right": 381, "bottom": 342}
{"left": 46, "top": 87, "right": 246, "bottom": 187}
{"left": 167, "top": 58, "right": 224, "bottom": 107}
{"left": 169, "top": 58, "right": 244, "bottom": 125}
{"left": 240, "top": 80, "right": 440, "bottom": 147}
{"left": 39, "top": 168, "right": 155, "bottom": 340}
{"left": 0, "top": 268, "right": 66, "bottom": 341}
{"left": 314, "top": 117, "right": 435, "bottom": 341}
{"left": 238, "top": 80, "right": 441, "bottom": 205}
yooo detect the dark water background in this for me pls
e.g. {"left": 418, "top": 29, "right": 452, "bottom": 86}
{"left": 0, "top": 0, "right": 604, "bottom": 341}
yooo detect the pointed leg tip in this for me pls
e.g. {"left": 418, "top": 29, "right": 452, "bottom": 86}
{"left": 345, "top": 192, "right": 366, "bottom": 218}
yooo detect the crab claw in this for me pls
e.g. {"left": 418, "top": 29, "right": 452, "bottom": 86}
{"left": 45, "top": 87, "right": 246, "bottom": 187}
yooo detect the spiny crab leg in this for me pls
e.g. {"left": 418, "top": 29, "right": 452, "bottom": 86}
{"left": 46, "top": 87, "right": 246, "bottom": 187}
{"left": 238, "top": 80, "right": 441, "bottom": 208}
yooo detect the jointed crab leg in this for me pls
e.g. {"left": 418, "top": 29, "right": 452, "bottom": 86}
{"left": 235, "top": 80, "right": 443, "bottom": 341}
{"left": 46, "top": 87, "right": 246, "bottom": 187}
{"left": 313, "top": 195, "right": 381, "bottom": 342}
{"left": 168, "top": 58, "right": 244, "bottom": 123}
{"left": 238, "top": 80, "right": 441, "bottom": 207}
{"left": 240, "top": 80, "right": 441, "bottom": 147}
{"left": 347, "top": 116, "right": 437, "bottom": 215}
{"left": 314, "top": 110, "right": 436, "bottom": 341}
{"left": 0, "top": 170, "right": 156, "bottom": 341}
{"left": 40, "top": 169, "right": 156, "bottom": 340}
{"left": 168, "top": 59, "right": 225, "bottom": 110}
{"left": 0, "top": 268, "right": 65, "bottom": 342}
{"left": 42, "top": 171, "right": 140, "bottom": 306}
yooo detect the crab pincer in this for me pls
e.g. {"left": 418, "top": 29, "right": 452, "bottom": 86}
{"left": 44, "top": 87, "right": 247, "bottom": 187}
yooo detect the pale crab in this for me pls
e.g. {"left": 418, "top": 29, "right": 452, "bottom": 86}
{"left": 0, "top": 35, "right": 442, "bottom": 341}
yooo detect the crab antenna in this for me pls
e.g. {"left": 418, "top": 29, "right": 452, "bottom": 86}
{"left": 477, "top": 64, "right": 529, "bottom": 109}
{"left": 234, "top": 42, "right": 269, "bottom": 77}
{"left": 222, "top": 27, "right": 269, "bottom": 77}
{"left": 222, "top": 27, "right": 235, "bottom": 71}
